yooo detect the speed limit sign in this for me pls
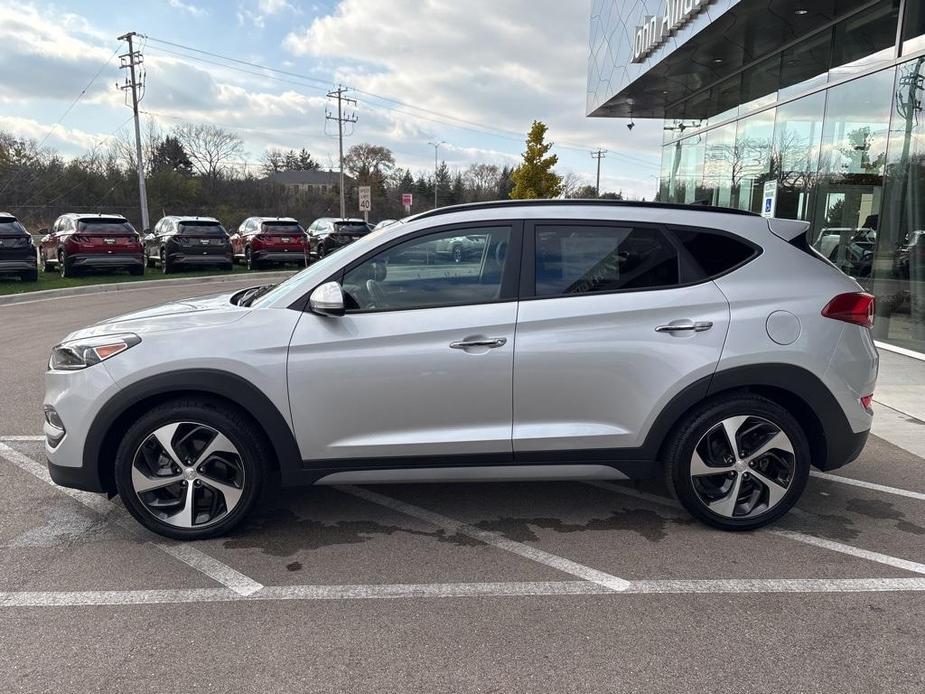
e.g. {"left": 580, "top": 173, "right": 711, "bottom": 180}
{"left": 358, "top": 186, "right": 371, "bottom": 212}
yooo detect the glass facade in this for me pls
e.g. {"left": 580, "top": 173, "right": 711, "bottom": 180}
{"left": 657, "top": 0, "right": 925, "bottom": 354}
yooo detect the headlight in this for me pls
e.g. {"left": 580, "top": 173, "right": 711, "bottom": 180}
{"left": 49, "top": 333, "right": 141, "bottom": 371}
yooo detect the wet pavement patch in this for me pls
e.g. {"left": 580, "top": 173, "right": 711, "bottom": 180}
{"left": 846, "top": 498, "right": 925, "bottom": 535}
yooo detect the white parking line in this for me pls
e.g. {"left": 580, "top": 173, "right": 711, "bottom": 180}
{"left": 0, "top": 442, "right": 263, "bottom": 597}
{"left": 340, "top": 485, "right": 631, "bottom": 592}
{"left": 0, "top": 435, "right": 44, "bottom": 441}
{"left": 587, "top": 480, "right": 925, "bottom": 577}
{"left": 809, "top": 471, "right": 925, "bottom": 502}
{"left": 4, "top": 577, "right": 925, "bottom": 608}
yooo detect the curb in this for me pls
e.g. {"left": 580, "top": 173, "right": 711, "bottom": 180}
{"left": 0, "top": 271, "right": 296, "bottom": 306}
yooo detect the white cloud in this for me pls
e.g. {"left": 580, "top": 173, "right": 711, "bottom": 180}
{"left": 282, "top": 0, "right": 662, "bottom": 197}
{"left": 0, "top": 115, "right": 112, "bottom": 153}
{"left": 168, "top": 0, "right": 208, "bottom": 18}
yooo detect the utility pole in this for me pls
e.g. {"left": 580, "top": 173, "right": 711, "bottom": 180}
{"left": 428, "top": 141, "right": 445, "bottom": 209}
{"left": 591, "top": 148, "right": 607, "bottom": 198}
{"left": 326, "top": 86, "right": 357, "bottom": 219}
{"left": 117, "top": 32, "right": 150, "bottom": 232}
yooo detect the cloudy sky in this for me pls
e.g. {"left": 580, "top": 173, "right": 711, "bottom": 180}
{"left": 0, "top": 0, "right": 663, "bottom": 199}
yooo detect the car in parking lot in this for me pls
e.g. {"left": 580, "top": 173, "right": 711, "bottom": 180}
{"left": 892, "top": 230, "right": 925, "bottom": 279}
{"left": 306, "top": 217, "right": 371, "bottom": 259}
{"left": 0, "top": 212, "right": 38, "bottom": 282}
{"left": 39, "top": 213, "right": 144, "bottom": 278}
{"left": 44, "top": 200, "right": 877, "bottom": 540}
{"left": 230, "top": 217, "right": 308, "bottom": 270}
{"left": 144, "top": 216, "right": 233, "bottom": 274}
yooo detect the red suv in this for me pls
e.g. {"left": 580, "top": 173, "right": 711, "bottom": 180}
{"left": 40, "top": 214, "right": 144, "bottom": 278}
{"left": 230, "top": 217, "right": 308, "bottom": 270}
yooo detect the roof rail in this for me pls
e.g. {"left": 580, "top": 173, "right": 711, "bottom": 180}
{"left": 407, "top": 199, "right": 759, "bottom": 222}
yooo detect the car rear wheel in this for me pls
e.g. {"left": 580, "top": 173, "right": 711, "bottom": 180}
{"left": 245, "top": 246, "right": 260, "bottom": 271}
{"left": 20, "top": 268, "right": 38, "bottom": 282}
{"left": 41, "top": 252, "right": 55, "bottom": 273}
{"left": 129, "top": 265, "right": 144, "bottom": 276}
{"left": 161, "top": 248, "right": 174, "bottom": 274}
{"left": 663, "top": 394, "right": 810, "bottom": 531}
{"left": 114, "top": 398, "right": 268, "bottom": 540}
{"left": 58, "top": 251, "right": 75, "bottom": 278}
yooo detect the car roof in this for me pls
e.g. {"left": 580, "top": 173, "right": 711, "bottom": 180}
{"left": 254, "top": 216, "right": 299, "bottom": 223}
{"left": 63, "top": 212, "right": 127, "bottom": 219}
{"left": 0, "top": 212, "right": 16, "bottom": 220}
{"left": 166, "top": 216, "right": 221, "bottom": 224}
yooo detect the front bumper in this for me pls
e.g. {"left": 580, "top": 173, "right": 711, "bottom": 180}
{"left": 70, "top": 253, "right": 144, "bottom": 269}
{"left": 44, "top": 363, "right": 119, "bottom": 493}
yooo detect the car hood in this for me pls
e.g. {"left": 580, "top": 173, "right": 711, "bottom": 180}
{"left": 65, "top": 291, "right": 249, "bottom": 341}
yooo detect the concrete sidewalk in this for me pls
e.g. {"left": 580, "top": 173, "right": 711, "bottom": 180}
{"left": 873, "top": 347, "right": 925, "bottom": 457}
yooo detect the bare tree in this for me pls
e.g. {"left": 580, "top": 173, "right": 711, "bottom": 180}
{"left": 173, "top": 123, "right": 245, "bottom": 181}
{"left": 463, "top": 163, "right": 501, "bottom": 199}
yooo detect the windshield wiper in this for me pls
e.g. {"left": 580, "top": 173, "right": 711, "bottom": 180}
{"left": 236, "top": 284, "right": 276, "bottom": 307}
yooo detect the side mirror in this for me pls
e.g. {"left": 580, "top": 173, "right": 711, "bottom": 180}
{"left": 309, "top": 281, "right": 345, "bottom": 317}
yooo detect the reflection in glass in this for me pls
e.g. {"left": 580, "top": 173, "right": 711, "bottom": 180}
{"left": 701, "top": 122, "right": 737, "bottom": 208}
{"left": 734, "top": 109, "right": 776, "bottom": 212}
{"left": 813, "top": 69, "right": 893, "bottom": 278}
{"left": 829, "top": 0, "right": 899, "bottom": 81}
{"left": 779, "top": 31, "right": 832, "bottom": 101}
{"left": 903, "top": 0, "right": 925, "bottom": 55}
{"left": 664, "top": 135, "right": 705, "bottom": 204}
{"left": 772, "top": 92, "right": 825, "bottom": 221}
{"left": 874, "top": 58, "right": 925, "bottom": 349}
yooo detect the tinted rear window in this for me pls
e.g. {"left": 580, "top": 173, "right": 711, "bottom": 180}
{"left": 78, "top": 220, "right": 135, "bottom": 235}
{"left": 671, "top": 227, "right": 757, "bottom": 279}
{"left": 262, "top": 221, "right": 303, "bottom": 234}
{"left": 0, "top": 220, "right": 27, "bottom": 235}
{"left": 333, "top": 222, "right": 370, "bottom": 235}
{"left": 178, "top": 221, "right": 226, "bottom": 236}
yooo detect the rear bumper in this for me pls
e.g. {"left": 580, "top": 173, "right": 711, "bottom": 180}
{"left": 0, "top": 257, "right": 36, "bottom": 271}
{"left": 167, "top": 252, "right": 232, "bottom": 267}
{"left": 817, "top": 428, "right": 869, "bottom": 471}
{"left": 254, "top": 250, "right": 306, "bottom": 263}
{"left": 71, "top": 253, "right": 144, "bottom": 269}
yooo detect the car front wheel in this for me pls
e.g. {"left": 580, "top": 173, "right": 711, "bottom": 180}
{"left": 114, "top": 398, "right": 268, "bottom": 540}
{"left": 663, "top": 394, "right": 810, "bottom": 531}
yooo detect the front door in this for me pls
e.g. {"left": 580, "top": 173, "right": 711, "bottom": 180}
{"left": 513, "top": 220, "right": 730, "bottom": 456}
{"left": 287, "top": 222, "right": 521, "bottom": 463}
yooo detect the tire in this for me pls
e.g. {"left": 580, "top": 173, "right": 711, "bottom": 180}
{"left": 222, "top": 262, "right": 234, "bottom": 271}
{"left": 316, "top": 244, "right": 326, "bottom": 260}
{"left": 663, "top": 394, "right": 810, "bottom": 531}
{"left": 129, "top": 265, "right": 144, "bottom": 277}
{"left": 161, "top": 248, "right": 174, "bottom": 275}
{"left": 245, "top": 246, "right": 260, "bottom": 271}
{"left": 146, "top": 253, "right": 156, "bottom": 269}
{"left": 20, "top": 268, "right": 38, "bottom": 282}
{"left": 41, "top": 253, "right": 55, "bottom": 273}
{"left": 114, "top": 398, "right": 269, "bottom": 540}
{"left": 59, "top": 251, "right": 75, "bottom": 278}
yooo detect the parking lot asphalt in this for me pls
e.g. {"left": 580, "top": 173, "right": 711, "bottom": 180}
{"left": 1, "top": 279, "right": 925, "bottom": 692}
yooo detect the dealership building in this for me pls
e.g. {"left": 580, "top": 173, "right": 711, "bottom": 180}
{"left": 588, "top": 0, "right": 925, "bottom": 355}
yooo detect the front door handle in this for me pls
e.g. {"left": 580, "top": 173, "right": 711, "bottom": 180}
{"left": 655, "top": 320, "right": 713, "bottom": 334}
{"left": 450, "top": 337, "right": 507, "bottom": 350}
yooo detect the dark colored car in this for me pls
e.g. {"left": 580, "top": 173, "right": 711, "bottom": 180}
{"left": 0, "top": 212, "right": 38, "bottom": 282}
{"left": 230, "top": 217, "right": 308, "bottom": 270}
{"left": 306, "top": 218, "right": 371, "bottom": 260}
{"left": 145, "top": 216, "right": 233, "bottom": 274}
{"left": 39, "top": 214, "right": 144, "bottom": 278}
{"left": 893, "top": 230, "right": 925, "bottom": 280}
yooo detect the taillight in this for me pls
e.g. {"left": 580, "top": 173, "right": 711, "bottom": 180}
{"left": 821, "top": 292, "right": 875, "bottom": 328}
{"left": 860, "top": 394, "right": 874, "bottom": 411}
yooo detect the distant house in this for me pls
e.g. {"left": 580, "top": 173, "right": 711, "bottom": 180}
{"left": 265, "top": 170, "right": 353, "bottom": 196}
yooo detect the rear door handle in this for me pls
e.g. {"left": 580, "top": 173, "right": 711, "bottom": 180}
{"left": 655, "top": 320, "right": 713, "bottom": 333}
{"left": 450, "top": 337, "right": 507, "bottom": 350}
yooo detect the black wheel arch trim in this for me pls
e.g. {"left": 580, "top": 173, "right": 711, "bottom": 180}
{"left": 79, "top": 369, "right": 302, "bottom": 493}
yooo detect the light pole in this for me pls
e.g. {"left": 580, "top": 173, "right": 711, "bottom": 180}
{"left": 428, "top": 141, "right": 445, "bottom": 209}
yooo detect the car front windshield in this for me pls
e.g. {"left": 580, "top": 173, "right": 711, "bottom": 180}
{"left": 249, "top": 222, "right": 400, "bottom": 308}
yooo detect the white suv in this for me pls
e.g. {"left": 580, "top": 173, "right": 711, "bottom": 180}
{"left": 44, "top": 201, "right": 878, "bottom": 539}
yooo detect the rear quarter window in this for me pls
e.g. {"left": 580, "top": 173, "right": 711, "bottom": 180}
{"left": 669, "top": 227, "right": 758, "bottom": 280}
{"left": 0, "top": 220, "right": 27, "bottom": 234}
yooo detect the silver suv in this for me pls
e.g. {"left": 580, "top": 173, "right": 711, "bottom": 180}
{"left": 44, "top": 201, "right": 878, "bottom": 539}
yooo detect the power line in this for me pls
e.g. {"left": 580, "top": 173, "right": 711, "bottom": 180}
{"left": 140, "top": 34, "right": 659, "bottom": 170}
{"left": 118, "top": 31, "right": 150, "bottom": 231}
{"left": 591, "top": 148, "right": 607, "bottom": 196}
{"left": 325, "top": 86, "right": 357, "bottom": 219}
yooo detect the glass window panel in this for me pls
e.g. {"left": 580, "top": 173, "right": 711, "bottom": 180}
{"left": 813, "top": 68, "right": 894, "bottom": 281}
{"left": 873, "top": 59, "right": 925, "bottom": 351}
{"left": 710, "top": 75, "right": 742, "bottom": 124}
{"left": 772, "top": 91, "right": 826, "bottom": 221}
{"left": 829, "top": 0, "right": 900, "bottom": 81}
{"left": 701, "top": 122, "right": 737, "bottom": 208}
{"left": 342, "top": 226, "right": 508, "bottom": 311}
{"left": 739, "top": 55, "right": 781, "bottom": 116}
{"left": 534, "top": 225, "right": 679, "bottom": 297}
{"left": 903, "top": 0, "right": 925, "bottom": 55}
{"left": 734, "top": 109, "right": 776, "bottom": 212}
{"left": 663, "top": 135, "right": 705, "bottom": 204}
{"left": 779, "top": 30, "right": 833, "bottom": 100}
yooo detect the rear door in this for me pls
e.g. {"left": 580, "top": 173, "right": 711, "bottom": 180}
{"left": 512, "top": 220, "right": 734, "bottom": 457}
{"left": 261, "top": 220, "right": 306, "bottom": 255}
{"left": 176, "top": 220, "right": 229, "bottom": 258}
{"left": 76, "top": 218, "right": 139, "bottom": 255}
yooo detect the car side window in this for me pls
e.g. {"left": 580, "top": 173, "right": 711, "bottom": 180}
{"left": 342, "top": 226, "right": 511, "bottom": 312}
{"left": 670, "top": 226, "right": 758, "bottom": 280}
{"left": 533, "top": 224, "right": 679, "bottom": 297}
